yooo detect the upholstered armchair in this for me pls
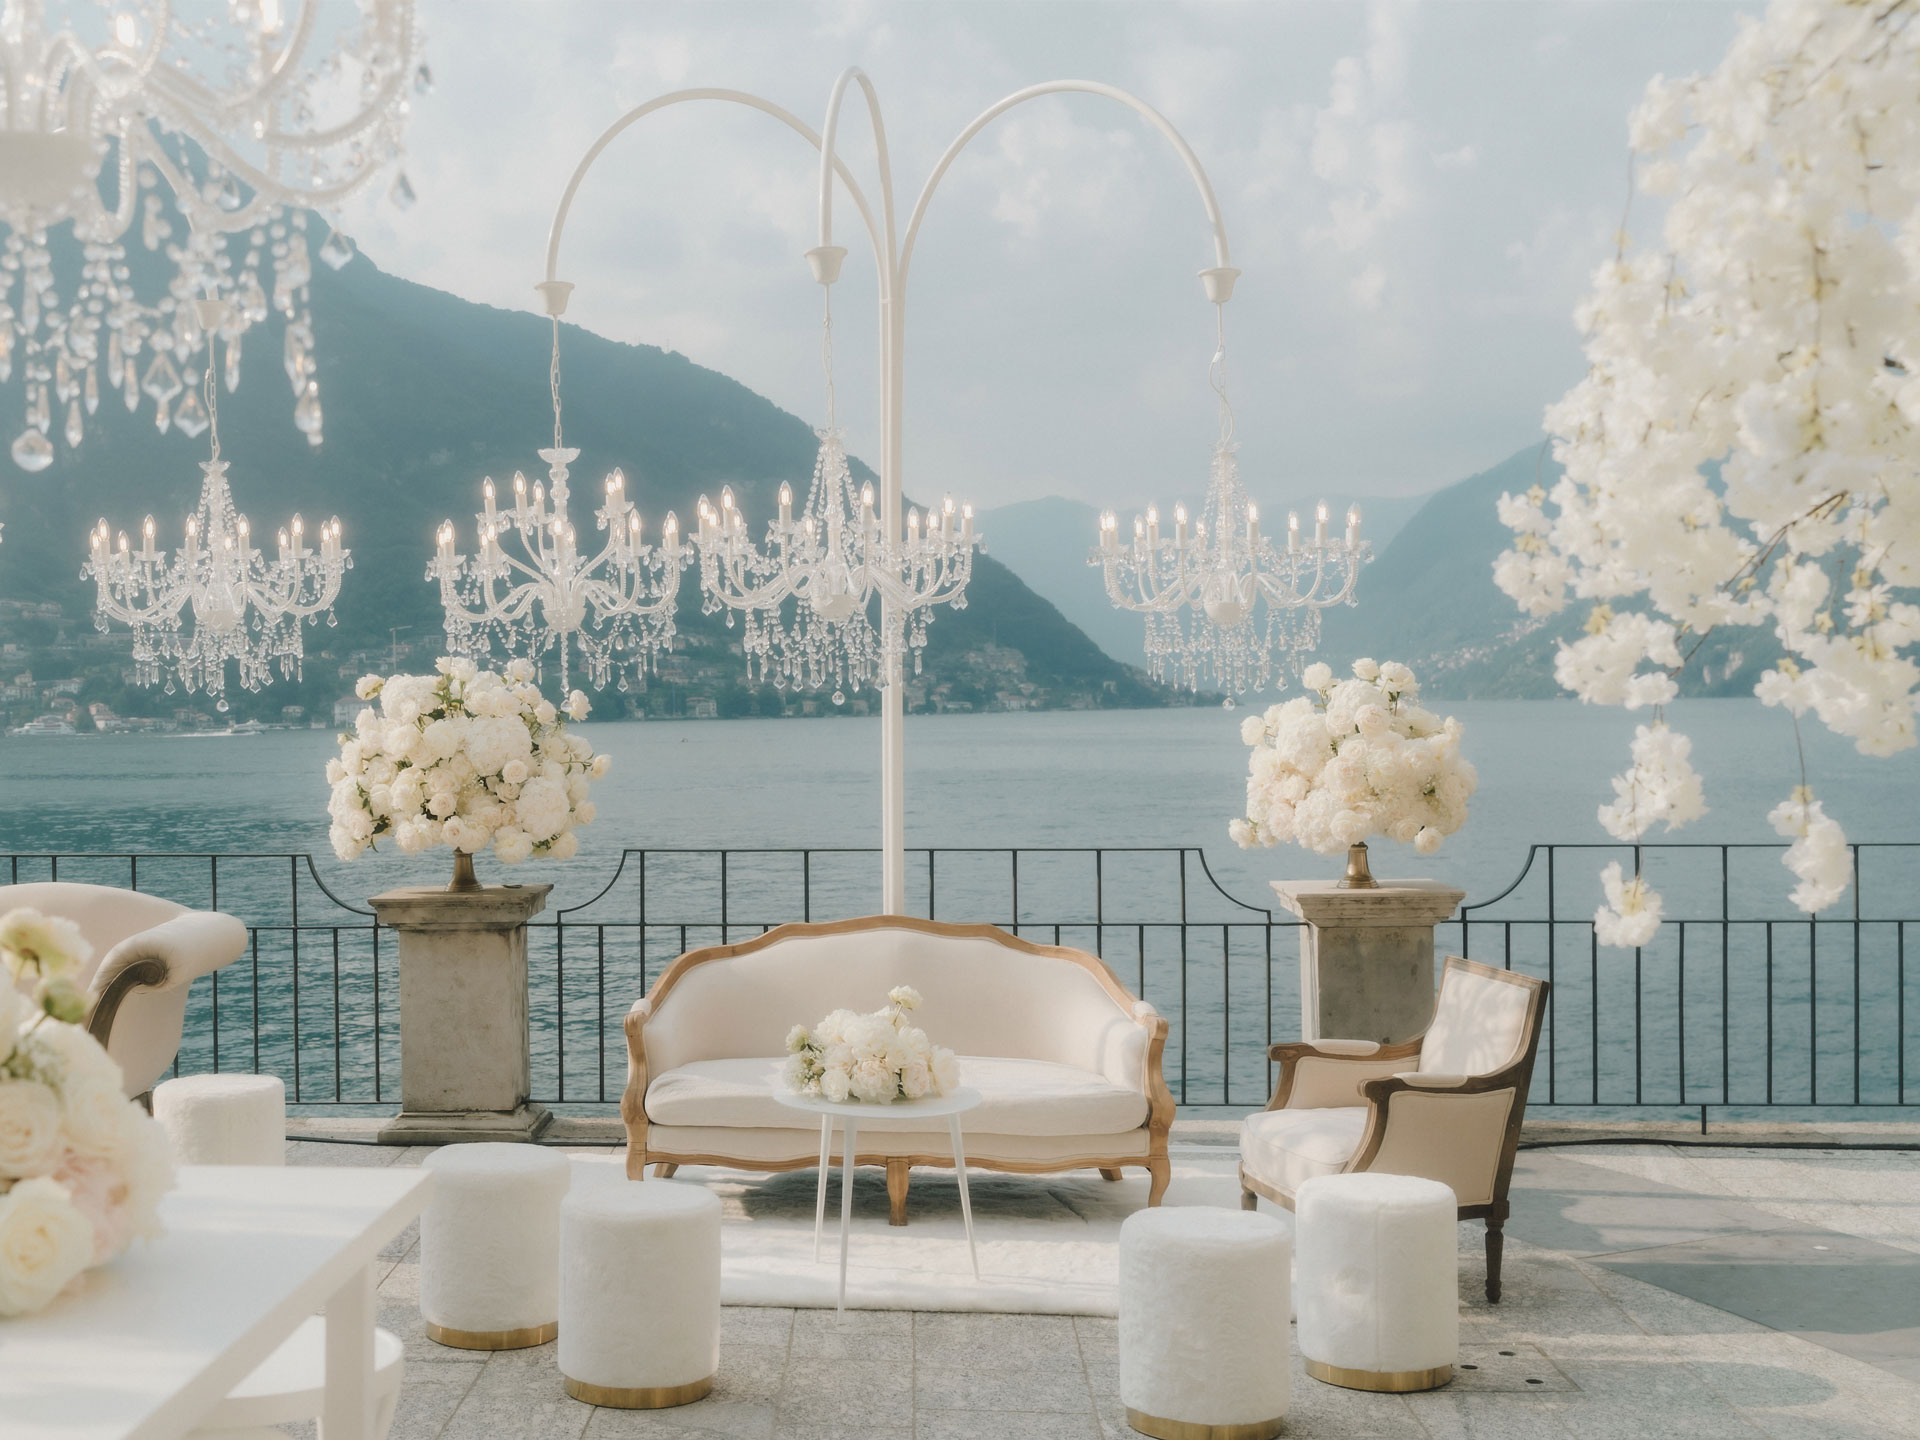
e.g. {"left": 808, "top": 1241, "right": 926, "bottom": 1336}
{"left": 0, "top": 882, "right": 249, "bottom": 1100}
{"left": 1238, "top": 956, "right": 1548, "bottom": 1301}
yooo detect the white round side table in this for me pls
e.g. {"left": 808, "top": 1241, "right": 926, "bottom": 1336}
{"left": 771, "top": 1084, "right": 983, "bottom": 1311}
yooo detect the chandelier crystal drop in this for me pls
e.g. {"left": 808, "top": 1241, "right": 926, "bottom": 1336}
{"left": 1092, "top": 308, "right": 1371, "bottom": 696}
{"left": 431, "top": 316, "right": 688, "bottom": 693}
{"left": 1, "top": 0, "right": 424, "bottom": 471}
{"left": 83, "top": 300, "right": 349, "bottom": 710}
{"left": 693, "top": 288, "right": 979, "bottom": 702}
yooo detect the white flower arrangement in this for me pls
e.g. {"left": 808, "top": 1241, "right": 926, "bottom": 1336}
{"left": 1494, "top": 0, "right": 1917, "bottom": 920}
{"left": 0, "top": 909, "right": 174, "bottom": 1318}
{"left": 1230, "top": 659, "right": 1475, "bottom": 857}
{"left": 781, "top": 986, "right": 961, "bottom": 1104}
{"left": 327, "top": 657, "right": 609, "bottom": 866}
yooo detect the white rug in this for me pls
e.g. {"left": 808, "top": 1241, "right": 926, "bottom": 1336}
{"left": 570, "top": 1149, "right": 1259, "bottom": 1315}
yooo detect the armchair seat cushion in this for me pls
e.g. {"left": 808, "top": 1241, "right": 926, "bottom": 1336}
{"left": 646, "top": 1055, "right": 1149, "bottom": 1137}
{"left": 1239, "top": 1106, "right": 1367, "bottom": 1197}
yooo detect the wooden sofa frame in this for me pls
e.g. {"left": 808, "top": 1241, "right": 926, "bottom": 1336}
{"left": 1239, "top": 955, "right": 1549, "bottom": 1302}
{"left": 622, "top": 915, "right": 1176, "bottom": 1223}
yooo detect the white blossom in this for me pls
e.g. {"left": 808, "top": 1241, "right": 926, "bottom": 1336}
{"left": 1594, "top": 862, "right": 1663, "bottom": 949}
{"left": 1767, "top": 788, "right": 1851, "bottom": 913}
{"left": 1597, "top": 724, "right": 1707, "bottom": 841}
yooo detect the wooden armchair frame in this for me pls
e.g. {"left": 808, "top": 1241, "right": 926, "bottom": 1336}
{"left": 1239, "top": 955, "right": 1548, "bottom": 1302}
{"left": 622, "top": 915, "right": 1176, "bottom": 1223}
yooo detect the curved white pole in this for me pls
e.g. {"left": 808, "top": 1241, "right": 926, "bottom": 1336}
{"left": 900, "top": 80, "right": 1235, "bottom": 287}
{"left": 813, "top": 72, "right": 1239, "bottom": 913}
{"left": 541, "top": 88, "right": 886, "bottom": 289}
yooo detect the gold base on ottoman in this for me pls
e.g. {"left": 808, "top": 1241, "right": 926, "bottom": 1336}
{"left": 563, "top": 1374, "right": 714, "bottom": 1409}
{"left": 1125, "top": 1406, "right": 1285, "bottom": 1440}
{"left": 427, "top": 1320, "right": 558, "bottom": 1351}
{"left": 1305, "top": 1357, "right": 1453, "bottom": 1393}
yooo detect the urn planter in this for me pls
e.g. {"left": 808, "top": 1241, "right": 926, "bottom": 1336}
{"left": 371, "top": 880, "right": 553, "bottom": 1144}
{"left": 1271, "top": 877, "right": 1465, "bottom": 1045}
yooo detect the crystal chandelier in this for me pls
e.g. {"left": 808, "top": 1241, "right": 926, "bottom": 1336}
{"left": 431, "top": 308, "right": 688, "bottom": 692}
{"left": 1, "top": 0, "right": 425, "bottom": 472}
{"left": 1092, "top": 307, "right": 1371, "bottom": 696}
{"left": 84, "top": 299, "right": 349, "bottom": 710}
{"left": 693, "top": 285, "right": 978, "bottom": 705}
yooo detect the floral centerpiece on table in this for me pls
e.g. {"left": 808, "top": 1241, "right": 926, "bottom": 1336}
{"left": 1230, "top": 659, "right": 1475, "bottom": 880}
{"left": 1, "top": 909, "right": 174, "bottom": 1318}
{"left": 781, "top": 987, "right": 960, "bottom": 1104}
{"left": 327, "top": 657, "right": 610, "bottom": 886}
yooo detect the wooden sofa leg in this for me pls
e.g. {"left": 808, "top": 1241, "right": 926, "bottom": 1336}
{"left": 1485, "top": 1215, "right": 1505, "bottom": 1304}
{"left": 887, "top": 1158, "right": 910, "bottom": 1226}
{"left": 1241, "top": 1189, "right": 1258, "bottom": 1212}
{"left": 1147, "top": 1156, "right": 1170, "bottom": 1207}
{"left": 653, "top": 1162, "right": 678, "bottom": 1179}
{"left": 1099, "top": 1168, "right": 1123, "bottom": 1182}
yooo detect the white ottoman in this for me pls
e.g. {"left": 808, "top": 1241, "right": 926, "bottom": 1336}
{"left": 559, "top": 1179, "right": 721, "bottom": 1408}
{"left": 1118, "top": 1207, "right": 1290, "bottom": 1440}
{"left": 152, "top": 1074, "right": 285, "bottom": 1165}
{"left": 1296, "top": 1173, "right": 1458, "bottom": 1392}
{"left": 420, "top": 1143, "right": 572, "bottom": 1350}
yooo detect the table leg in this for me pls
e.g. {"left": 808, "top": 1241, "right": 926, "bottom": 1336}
{"left": 322, "top": 1260, "right": 376, "bottom": 1440}
{"left": 814, "top": 1114, "right": 831, "bottom": 1262}
{"left": 838, "top": 1116, "right": 858, "bottom": 1314}
{"left": 948, "top": 1115, "right": 979, "bottom": 1280}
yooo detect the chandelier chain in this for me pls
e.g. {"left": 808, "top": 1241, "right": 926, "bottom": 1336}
{"left": 821, "top": 288, "right": 837, "bottom": 431}
{"left": 550, "top": 315, "right": 565, "bottom": 451}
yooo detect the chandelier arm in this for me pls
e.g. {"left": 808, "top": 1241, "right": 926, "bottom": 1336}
{"left": 41, "top": 17, "right": 166, "bottom": 112}
{"left": 817, "top": 67, "right": 899, "bottom": 282}
{"left": 131, "top": 95, "right": 401, "bottom": 220}
{"left": 898, "top": 80, "right": 1234, "bottom": 290}
{"left": 542, "top": 90, "right": 884, "bottom": 289}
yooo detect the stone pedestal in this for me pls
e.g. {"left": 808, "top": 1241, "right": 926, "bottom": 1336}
{"left": 371, "top": 881, "right": 554, "bottom": 1145}
{"left": 1271, "top": 879, "right": 1466, "bottom": 1045}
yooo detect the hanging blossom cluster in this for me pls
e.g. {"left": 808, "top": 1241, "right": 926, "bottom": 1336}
{"left": 1494, "top": 0, "right": 1920, "bottom": 933}
{"left": 1230, "top": 659, "right": 1476, "bottom": 857}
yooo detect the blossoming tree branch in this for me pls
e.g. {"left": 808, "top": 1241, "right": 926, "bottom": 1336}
{"left": 1494, "top": 0, "right": 1917, "bottom": 940}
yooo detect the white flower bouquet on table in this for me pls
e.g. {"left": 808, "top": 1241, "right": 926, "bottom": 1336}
{"left": 1230, "top": 659, "right": 1476, "bottom": 873}
{"left": 327, "top": 657, "right": 610, "bottom": 886}
{"left": 781, "top": 986, "right": 961, "bottom": 1104}
{"left": 0, "top": 908, "right": 174, "bottom": 1318}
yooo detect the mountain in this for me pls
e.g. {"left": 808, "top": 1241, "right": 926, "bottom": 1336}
{"left": 0, "top": 246, "right": 1180, "bottom": 725}
{"left": 977, "top": 488, "right": 1431, "bottom": 671}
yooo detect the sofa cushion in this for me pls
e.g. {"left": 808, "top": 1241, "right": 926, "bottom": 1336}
{"left": 1239, "top": 1107, "right": 1367, "bottom": 1197}
{"left": 646, "top": 1055, "right": 1150, "bottom": 1137}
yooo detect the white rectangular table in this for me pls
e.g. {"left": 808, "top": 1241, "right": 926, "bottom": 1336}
{"left": 0, "top": 1164, "right": 433, "bottom": 1440}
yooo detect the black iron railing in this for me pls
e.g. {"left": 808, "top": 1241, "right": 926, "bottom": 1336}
{"left": 3, "top": 843, "right": 1914, "bottom": 1115}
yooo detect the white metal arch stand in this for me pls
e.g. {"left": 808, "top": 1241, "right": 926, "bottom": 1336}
{"left": 541, "top": 68, "right": 1239, "bottom": 914}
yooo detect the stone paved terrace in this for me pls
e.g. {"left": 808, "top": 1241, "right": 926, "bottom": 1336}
{"left": 285, "top": 1131, "right": 1920, "bottom": 1440}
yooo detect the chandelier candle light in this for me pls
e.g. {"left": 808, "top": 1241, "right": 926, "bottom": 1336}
{"left": 430, "top": 308, "right": 688, "bottom": 693}
{"left": 0, "top": 0, "right": 426, "bottom": 471}
{"left": 85, "top": 298, "right": 348, "bottom": 709}
{"left": 1094, "top": 306, "right": 1373, "bottom": 696}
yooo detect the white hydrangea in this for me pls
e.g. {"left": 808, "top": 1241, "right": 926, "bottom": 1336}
{"left": 1594, "top": 861, "right": 1663, "bottom": 950}
{"left": 1231, "top": 659, "right": 1474, "bottom": 856}
{"left": 1492, "top": 0, "right": 1920, "bottom": 917}
{"left": 1767, "top": 788, "right": 1851, "bottom": 913}
{"left": 326, "top": 659, "right": 605, "bottom": 867}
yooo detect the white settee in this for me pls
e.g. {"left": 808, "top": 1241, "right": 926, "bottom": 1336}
{"left": 622, "top": 916, "right": 1174, "bottom": 1223}
{"left": 0, "top": 881, "right": 249, "bottom": 1099}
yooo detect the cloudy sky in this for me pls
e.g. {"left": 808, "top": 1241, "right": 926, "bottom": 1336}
{"left": 336, "top": 0, "right": 1754, "bottom": 514}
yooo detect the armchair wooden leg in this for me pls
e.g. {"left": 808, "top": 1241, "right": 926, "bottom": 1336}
{"left": 1485, "top": 1214, "right": 1506, "bottom": 1304}
{"left": 626, "top": 1148, "right": 648, "bottom": 1180}
{"left": 1241, "top": 1189, "right": 1258, "bottom": 1212}
{"left": 1146, "top": 1156, "right": 1170, "bottom": 1207}
{"left": 653, "top": 1162, "right": 678, "bottom": 1179}
{"left": 887, "top": 1158, "right": 910, "bottom": 1226}
{"left": 1098, "top": 1168, "right": 1123, "bottom": 1182}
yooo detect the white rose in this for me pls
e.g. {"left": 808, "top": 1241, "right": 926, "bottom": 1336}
{"left": 502, "top": 759, "right": 529, "bottom": 786}
{"left": 0, "top": 1177, "right": 97, "bottom": 1317}
{"left": 1414, "top": 826, "right": 1443, "bottom": 855}
{"left": 0, "top": 1080, "right": 65, "bottom": 1179}
{"left": 589, "top": 754, "right": 611, "bottom": 780}
{"left": 1301, "top": 662, "right": 1334, "bottom": 692}
{"left": 506, "top": 658, "right": 536, "bottom": 683}
{"left": 849, "top": 1058, "right": 897, "bottom": 1103}
{"left": 565, "top": 690, "right": 591, "bottom": 722}
{"left": 930, "top": 1048, "right": 961, "bottom": 1095}
{"left": 0, "top": 909, "right": 93, "bottom": 985}
{"left": 1351, "top": 657, "right": 1381, "bottom": 681}
{"left": 60, "top": 1073, "right": 136, "bottom": 1163}
{"left": 354, "top": 674, "right": 385, "bottom": 700}
{"left": 546, "top": 831, "right": 579, "bottom": 861}
{"left": 534, "top": 700, "right": 558, "bottom": 726}
{"left": 329, "top": 826, "right": 366, "bottom": 863}
{"left": 819, "top": 1066, "right": 852, "bottom": 1103}
{"left": 572, "top": 801, "right": 597, "bottom": 826}
{"left": 899, "top": 1058, "right": 931, "bottom": 1099}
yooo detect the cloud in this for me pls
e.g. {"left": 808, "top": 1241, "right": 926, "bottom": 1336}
{"left": 1301, "top": 0, "right": 1419, "bottom": 287}
{"left": 1433, "top": 144, "right": 1477, "bottom": 170}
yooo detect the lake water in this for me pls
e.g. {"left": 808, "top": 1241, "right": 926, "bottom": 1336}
{"left": 3, "top": 699, "right": 1915, "bottom": 1117}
